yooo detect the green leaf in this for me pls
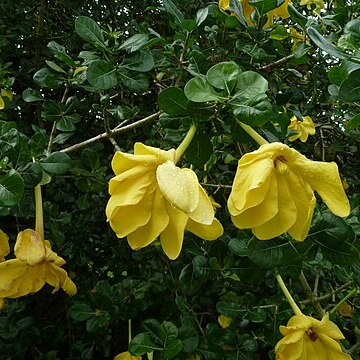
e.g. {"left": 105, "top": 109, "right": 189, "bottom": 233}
{"left": 249, "top": 0, "right": 282, "bottom": 14}
{"left": 119, "top": 34, "right": 150, "bottom": 52}
{"left": 47, "top": 41, "right": 75, "bottom": 67}
{"left": 235, "top": 71, "right": 268, "bottom": 97}
{"left": 56, "top": 113, "right": 81, "bottom": 132}
{"left": 123, "top": 50, "right": 154, "bottom": 72}
{"left": 158, "top": 87, "right": 189, "bottom": 116}
{"left": 196, "top": 8, "right": 208, "bottom": 27}
{"left": 231, "top": 93, "right": 272, "bottom": 126}
{"left": 179, "top": 326, "right": 199, "bottom": 352}
{"left": 185, "top": 131, "right": 213, "bottom": 167}
{"left": 129, "top": 333, "right": 161, "bottom": 355}
{"left": 120, "top": 71, "right": 149, "bottom": 92}
{"left": 0, "top": 169, "right": 24, "bottom": 207}
{"left": 247, "top": 238, "right": 313, "bottom": 268}
{"left": 75, "top": 16, "right": 105, "bottom": 48}
{"left": 184, "top": 77, "right": 226, "bottom": 102}
{"left": 19, "top": 162, "right": 43, "bottom": 188}
{"left": 69, "top": 304, "right": 94, "bottom": 321}
{"left": 42, "top": 101, "right": 64, "bottom": 122}
{"left": 307, "top": 27, "right": 350, "bottom": 60}
{"left": 22, "top": 88, "right": 44, "bottom": 102}
{"left": 45, "top": 60, "right": 66, "bottom": 74}
{"left": 86, "top": 60, "right": 117, "bottom": 90}
{"left": 33, "top": 68, "right": 63, "bottom": 89}
{"left": 338, "top": 69, "right": 360, "bottom": 103}
{"left": 39, "top": 152, "right": 73, "bottom": 175}
{"left": 346, "top": 113, "right": 360, "bottom": 130}
{"left": 206, "top": 62, "right": 239, "bottom": 92}
{"left": 287, "top": 3, "right": 308, "bottom": 28}
{"left": 228, "top": 238, "right": 248, "bottom": 257}
{"left": 163, "top": 0, "right": 184, "bottom": 25}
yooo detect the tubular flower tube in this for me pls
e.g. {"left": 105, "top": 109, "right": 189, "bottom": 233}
{"left": 275, "top": 313, "right": 352, "bottom": 360}
{"left": 288, "top": 115, "right": 316, "bottom": 142}
{"left": 218, "top": 0, "right": 290, "bottom": 28}
{"left": 106, "top": 142, "right": 223, "bottom": 260}
{"left": 0, "top": 229, "right": 77, "bottom": 300}
{"left": 228, "top": 142, "right": 350, "bottom": 240}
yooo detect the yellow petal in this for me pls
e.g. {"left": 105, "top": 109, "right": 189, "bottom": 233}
{"left": 106, "top": 169, "right": 154, "bottom": 219}
{"left": 0, "top": 298, "right": 4, "bottom": 310}
{"left": 109, "top": 188, "right": 156, "bottom": 238}
{"left": 188, "top": 186, "right": 214, "bottom": 224}
{"left": 0, "top": 89, "right": 13, "bottom": 101}
{"left": 127, "top": 187, "right": 169, "bottom": 250}
{"left": 46, "top": 264, "right": 77, "bottom": 296}
{"left": 160, "top": 202, "right": 189, "bottom": 260}
{"left": 111, "top": 151, "right": 158, "bottom": 175}
{"left": 292, "top": 158, "right": 350, "bottom": 217}
{"left": 0, "top": 229, "right": 10, "bottom": 262}
{"left": 114, "top": 351, "right": 142, "bottom": 360}
{"left": 230, "top": 173, "right": 278, "bottom": 229}
{"left": 0, "top": 97, "right": 4, "bottom": 110}
{"left": 156, "top": 161, "right": 199, "bottom": 213}
{"left": 14, "top": 229, "right": 46, "bottom": 265}
{"left": 218, "top": 314, "right": 232, "bottom": 328}
{"left": 134, "top": 142, "right": 176, "bottom": 163}
{"left": 315, "top": 313, "right": 345, "bottom": 340}
{"left": 252, "top": 173, "right": 297, "bottom": 239}
{"left": 287, "top": 170, "right": 316, "bottom": 241}
{"left": 186, "top": 218, "right": 223, "bottom": 240}
{"left": 228, "top": 157, "right": 274, "bottom": 216}
{"left": 219, "top": 0, "right": 230, "bottom": 10}
{"left": 0, "top": 260, "right": 46, "bottom": 298}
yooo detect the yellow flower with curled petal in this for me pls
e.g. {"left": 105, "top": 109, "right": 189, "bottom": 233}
{"left": 288, "top": 115, "right": 316, "bottom": 142}
{"left": 0, "top": 229, "right": 10, "bottom": 262}
{"left": 0, "top": 229, "right": 77, "bottom": 300}
{"left": 275, "top": 313, "right": 352, "bottom": 360}
{"left": 0, "top": 89, "right": 13, "bottom": 110}
{"left": 228, "top": 142, "right": 350, "bottom": 240}
{"left": 114, "top": 351, "right": 141, "bottom": 360}
{"left": 106, "top": 142, "right": 223, "bottom": 260}
{"left": 219, "top": 0, "right": 291, "bottom": 28}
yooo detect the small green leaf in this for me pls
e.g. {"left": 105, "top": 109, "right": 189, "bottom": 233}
{"left": 122, "top": 50, "right": 154, "bottom": 72}
{"left": 346, "top": 113, "right": 360, "bottom": 130}
{"left": 129, "top": 333, "right": 162, "bottom": 355}
{"left": 75, "top": 16, "right": 105, "bottom": 48}
{"left": 163, "top": 0, "right": 184, "bottom": 25}
{"left": 40, "top": 152, "right": 73, "bottom": 175}
{"left": 206, "top": 62, "right": 239, "bottom": 92}
{"left": 158, "top": 87, "right": 189, "bottom": 116}
{"left": 22, "top": 88, "right": 44, "bottom": 102}
{"left": 69, "top": 304, "right": 94, "bottom": 322}
{"left": 184, "top": 77, "right": 226, "bottom": 102}
{"left": 45, "top": 60, "right": 66, "bottom": 74}
{"left": 33, "top": 68, "right": 63, "bottom": 89}
{"left": 119, "top": 34, "right": 150, "bottom": 52}
{"left": 120, "top": 71, "right": 148, "bottom": 92}
{"left": 338, "top": 68, "right": 360, "bottom": 103}
{"left": 196, "top": 8, "right": 208, "bottom": 27}
{"left": 185, "top": 131, "right": 213, "bottom": 167}
{"left": 86, "top": 60, "right": 117, "bottom": 90}
{"left": 0, "top": 169, "right": 24, "bottom": 207}
{"left": 287, "top": 3, "right": 308, "bottom": 28}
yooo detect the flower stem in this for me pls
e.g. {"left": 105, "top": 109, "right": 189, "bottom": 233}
{"left": 34, "top": 184, "right": 44, "bottom": 241}
{"left": 174, "top": 124, "right": 197, "bottom": 163}
{"left": 128, "top": 319, "right": 132, "bottom": 344}
{"left": 276, "top": 274, "right": 303, "bottom": 316}
{"left": 330, "top": 287, "right": 357, "bottom": 315}
{"left": 238, "top": 121, "right": 268, "bottom": 146}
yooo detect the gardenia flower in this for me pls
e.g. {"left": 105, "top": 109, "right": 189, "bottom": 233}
{"left": 228, "top": 142, "right": 350, "bottom": 240}
{"left": 0, "top": 229, "right": 77, "bottom": 300}
{"left": 275, "top": 313, "right": 352, "bottom": 360}
{"left": 219, "top": 0, "right": 290, "bottom": 28}
{"left": 106, "top": 143, "right": 223, "bottom": 260}
{"left": 288, "top": 115, "right": 316, "bottom": 142}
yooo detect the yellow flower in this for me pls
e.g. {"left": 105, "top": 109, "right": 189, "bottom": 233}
{"left": 219, "top": 0, "right": 291, "bottom": 28}
{"left": 0, "top": 229, "right": 10, "bottom": 262}
{"left": 114, "top": 351, "right": 141, "bottom": 360}
{"left": 228, "top": 142, "right": 350, "bottom": 240}
{"left": 106, "top": 143, "right": 223, "bottom": 260}
{"left": 0, "top": 229, "right": 77, "bottom": 299}
{"left": 288, "top": 115, "right": 316, "bottom": 142}
{"left": 218, "top": 314, "right": 232, "bottom": 328}
{"left": 300, "top": 0, "right": 324, "bottom": 13}
{"left": 275, "top": 313, "right": 352, "bottom": 360}
{"left": 0, "top": 89, "right": 13, "bottom": 110}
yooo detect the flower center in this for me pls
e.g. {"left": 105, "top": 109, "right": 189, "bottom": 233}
{"left": 307, "top": 328, "right": 318, "bottom": 342}
{"left": 274, "top": 155, "right": 289, "bottom": 175}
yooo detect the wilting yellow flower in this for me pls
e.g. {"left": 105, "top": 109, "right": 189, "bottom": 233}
{"left": 288, "top": 115, "right": 316, "bottom": 142}
{"left": 106, "top": 143, "right": 223, "bottom": 260}
{"left": 219, "top": 0, "right": 290, "bottom": 28}
{"left": 275, "top": 313, "right": 352, "bottom": 360}
{"left": 0, "top": 229, "right": 10, "bottom": 262}
{"left": 228, "top": 142, "right": 350, "bottom": 240}
{"left": 0, "top": 229, "right": 76, "bottom": 300}
{"left": 300, "top": 0, "right": 324, "bottom": 13}
{"left": 218, "top": 314, "right": 232, "bottom": 328}
{"left": 0, "top": 89, "right": 13, "bottom": 110}
{"left": 114, "top": 351, "right": 141, "bottom": 360}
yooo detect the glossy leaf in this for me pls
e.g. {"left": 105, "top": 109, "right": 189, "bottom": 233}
{"left": 0, "top": 169, "right": 24, "bottom": 207}
{"left": 86, "top": 60, "right": 118, "bottom": 90}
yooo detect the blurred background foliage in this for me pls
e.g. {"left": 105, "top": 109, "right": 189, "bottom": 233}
{"left": 0, "top": 0, "right": 359, "bottom": 359}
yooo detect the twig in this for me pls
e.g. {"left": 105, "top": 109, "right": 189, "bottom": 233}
{"left": 300, "top": 280, "right": 354, "bottom": 305}
{"left": 299, "top": 271, "right": 325, "bottom": 318}
{"left": 258, "top": 54, "right": 295, "bottom": 72}
{"left": 61, "top": 111, "right": 161, "bottom": 153}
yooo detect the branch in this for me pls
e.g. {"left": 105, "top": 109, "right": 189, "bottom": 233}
{"left": 258, "top": 54, "right": 295, "bottom": 72}
{"left": 61, "top": 111, "right": 161, "bottom": 153}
